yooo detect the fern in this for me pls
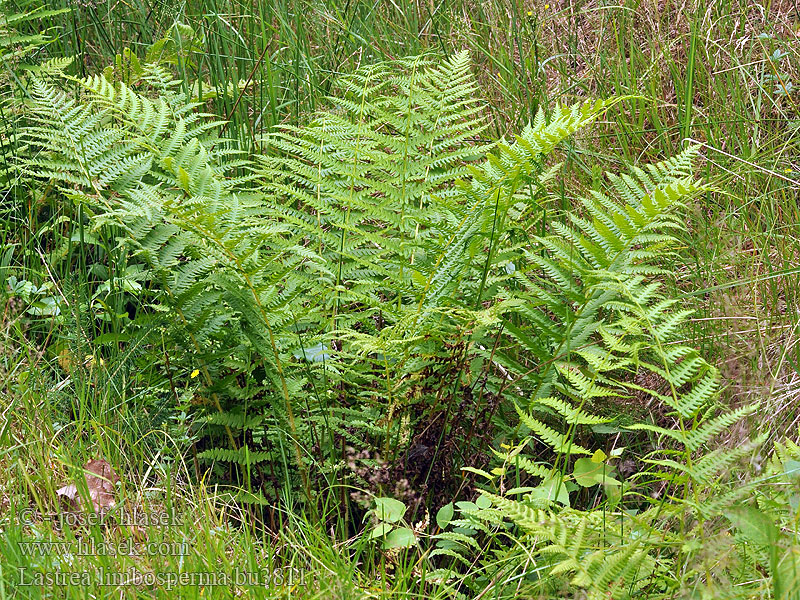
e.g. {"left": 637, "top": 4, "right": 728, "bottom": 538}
{"left": 18, "top": 68, "right": 319, "bottom": 499}
{"left": 14, "top": 47, "right": 784, "bottom": 598}
{"left": 441, "top": 110, "right": 765, "bottom": 596}
{"left": 257, "top": 51, "right": 491, "bottom": 328}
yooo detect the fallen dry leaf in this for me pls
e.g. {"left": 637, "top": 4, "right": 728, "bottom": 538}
{"left": 56, "top": 459, "right": 120, "bottom": 514}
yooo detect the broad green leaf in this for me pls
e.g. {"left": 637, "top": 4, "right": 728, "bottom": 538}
{"left": 573, "top": 458, "right": 621, "bottom": 487}
{"left": 530, "top": 476, "right": 570, "bottom": 506}
{"left": 382, "top": 527, "right": 417, "bottom": 549}
{"left": 369, "top": 523, "right": 394, "bottom": 540}
{"left": 604, "top": 482, "right": 622, "bottom": 507}
{"left": 436, "top": 503, "right": 454, "bottom": 529}
{"left": 725, "top": 505, "right": 778, "bottom": 547}
{"left": 373, "top": 497, "right": 406, "bottom": 523}
{"left": 475, "top": 494, "right": 492, "bottom": 509}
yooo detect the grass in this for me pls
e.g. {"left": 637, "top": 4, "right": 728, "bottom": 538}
{"left": 0, "top": 356, "right": 435, "bottom": 599}
{"left": 2, "top": 0, "right": 800, "bottom": 597}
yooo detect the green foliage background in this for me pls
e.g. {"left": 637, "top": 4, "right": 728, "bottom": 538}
{"left": 1, "top": 1, "right": 799, "bottom": 598}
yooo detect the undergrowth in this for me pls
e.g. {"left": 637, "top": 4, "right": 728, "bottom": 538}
{"left": 1, "top": 1, "right": 799, "bottom": 599}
